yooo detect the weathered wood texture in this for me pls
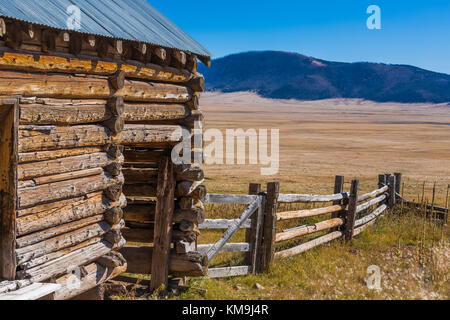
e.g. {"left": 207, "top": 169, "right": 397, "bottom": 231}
{"left": 261, "top": 182, "right": 279, "bottom": 272}
{"left": 0, "top": 282, "right": 61, "bottom": 300}
{"left": 118, "top": 124, "right": 186, "bottom": 147}
{"left": 354, "top": 204, "right": 387, "bottom": 228}
{"left": 122, "top": 227, "right": 198, "bottom": 243}
{"left": 245, "top": 184, "right": 264, "bottom": 273}
{"left": 16, "top": 221, "right": 114, "bottom": 265}
{"left": 19, "top": 100, "right": 192, "bottom": 126}
{"left": 277, "top": 192, "right": 350, "bottom": 203}
{"left": 0, "top": 102, "right": 18, "bottom": 280}
{"left": 150, "top": 155, "right": 176, "bottom": 292}
{"left": 120, "top": 246, "right": 208, "bottom": 277}
{"left": 0, "top": 51, "right": 192, "bottom": 83}
{"left": 275, "top": 218, "right": 344, "bottom": 243}
{"left": 394, "top": 173, "right": 402, "bottom": 203}
{"left": 18, "top": 124, "right": 185, "bottom": 152}
{"left": 17, "top": 240, "right": 113, "bottom": 282}
{"left": 0, "top": 71, "right": 192, "bottom": 102}
{"left": 358, "top": 186, "right": 388, "bottom": 203}
{"left": 275, "top": 231, "right": 343, "bottom": 259}
{"left": 199, "top": 219, "right": 252, "bottom": 230}
{"left": 18, "top": 172, "right": 124, "bottom": 208}
{"left": 18, "top": 146, "right": 105, "bottom": 163}
{"left": 388, "top": 175, "right": 396, "bottom": 209}
{"left": 343, "top": 180, "right": 359, "bottom": 242}
{"left": 206, "top": 198, "right": 260, "bottom": 263}
{"left": 18, "top": 152, "right": 112, "bottom": 180}
{"left": 330, "top": 176, "right": 345, "bottom": 225}
{"left": 356, "top": 194, "right": 386, "bottom": 214}
{"left": 277, "top": 204, "right": 345, "bottom": 221}
{"left": 204, "top": 193, "right": 258, "bottom": 205}
{"left": 198, "top": 243, "right": 251, "bottom": 255}
{"left": 16, "top": 193, "right": 126, "bottom": 237}
{"left": 54, "top": 261, "right": 126, "bottom": 300}
{"left": 208, "top": 266, "right": 251, "bottom": 278}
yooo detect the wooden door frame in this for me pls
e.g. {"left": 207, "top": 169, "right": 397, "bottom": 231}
{"left": 0, "top": 98, "right": 19, "bottom": 280}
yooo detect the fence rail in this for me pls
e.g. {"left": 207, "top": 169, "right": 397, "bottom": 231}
{"left": 202, "top": 193, "right": 265, "bottom": 277}
{"left": 198, "top": 172, "right": 448, "bottom": 279}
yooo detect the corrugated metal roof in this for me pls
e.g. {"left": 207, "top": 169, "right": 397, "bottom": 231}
{"left": 0, "top": 0, "right": 211, "bottom": 58}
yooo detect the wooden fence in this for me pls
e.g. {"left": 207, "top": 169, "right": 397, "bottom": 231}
{"left": 199, "top": 172, "right": 447, "bottom": 278}
{"left": 200, "top": 190, "right": 265, "bottom": 278}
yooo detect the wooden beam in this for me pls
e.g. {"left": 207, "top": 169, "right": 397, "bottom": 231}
{"left": 277, "top": 204, "right": 345, "bottom": 221}
{"left": 394, "top": 173, "right": 402, "bottom": 203}
{"left": 378, "top": 174, "right": 387, "bottom": 188}
{"left": 204, "top": 193, "right": 258, "bottom": 205}
{"left": 199, "top": 219, "right": 252, "bottom": 230}
{"left": 276, "top": 218, "right": 344, "bottom": 243}
{"left": 0, "top": 101, "right": 18, "bottom": 280}
{"left": 120, "top": 246, "right": 207, "bottom": 277}
{"left": 277, "top": 192, "right": 350, "bottom": 203}
{"left": 331, "top": 175, "right": 345, "bottom": 231}
{"left": 343, "top": 180, "right": 359, "bottom": 242}
{"left": 0, "top": 70, "right": 192, "bottom": 103}
{"left": 260, "top": 182, "right": 279, "bottom": 272}
{"left": 388, "top": 175, "right": 396, "bottom": 209}
{"left": 0, "top": 51, "right": 192, "bottom": 83}
{"left": 206, "top": 198, "right": 260, "bottom": 263}
{"left": 150, "top": 155, "right": 176, "bottom": 293}
{"left": 245, "top": 183, "right": 264, "bottom": 273}
{"left": 208, "top": 266, "right": 251, "bottom": 278}
{"left": 275, "top": 231, "right": 343, "bottom": 259}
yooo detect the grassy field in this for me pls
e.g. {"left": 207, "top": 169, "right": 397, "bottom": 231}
{"left": 115, "top": 93, "right": 449, "bottom": 300}
{"left": 200, "top": 92, "right": 450, "bottom": 205}
{"left": 177, "top": 93, "right": 449, "bottom": 300}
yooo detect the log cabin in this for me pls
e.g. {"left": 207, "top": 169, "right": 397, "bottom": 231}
{"left": 0, "top": 0, "right": 210, "bottom": 300}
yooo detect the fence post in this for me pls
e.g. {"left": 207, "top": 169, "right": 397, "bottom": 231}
{"left": 388, "top": 175, "right": 396, "bottom": 209}
{"left": 260, "top": 182, "right": 279, "bottom": 272}
{"left": 344, "top": 180, "right": 359, "bottom": 242}
{"left": 331, "top": 176, "right": 345, "bottom": 230}
{"left": 245, "top": 183, "right": 264, "bottom": 274}
{"left": 378, "top": 174, "right": 386, "bottom": 188}
{"left": 150, "top": 155, "right": 176, "bottom": 293}
{"left": 394, "top": 172, "right": 402, "bottom": 202}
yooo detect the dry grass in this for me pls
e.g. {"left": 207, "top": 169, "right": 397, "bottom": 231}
{"left": 200, "top": 92, "right": 450, "bottom": 205}
{"left": 179, "top": 207, "right": 449, "bottom": 300}
{"left": 117, "top": 93, "right": 450, "bottom": 300}
{"left": 175, "top": 93, "right": 450, "bottom": 300}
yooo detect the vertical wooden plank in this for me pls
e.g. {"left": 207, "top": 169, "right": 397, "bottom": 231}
{"left": 245, "top": 183, "right": 263, "bottom": 273}
{"left": 331, "top": 175, "right": 345, "bottom": 216}
{"left": 388, "top": 175, "right": 396, "bottom": 209}
{"left": 260, "top": 182, "right": 279, "bottom": 272}
{"left": 344, "top": 180, "right": 359, "bottom": 242}
{"left": 0, "top": 102, "right": 18, "bottom": 280}
{"left": 378, "top": 174, "right": 386, "bottom": 188}
{"left": 394, "top": 173, "right": 402, "bottom": 202}
{"left": 150, "top": 155, "right": 175, "bottom": 293}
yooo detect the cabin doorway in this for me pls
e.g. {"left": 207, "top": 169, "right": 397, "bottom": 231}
{"left": 0, "top": 98, "right": 19, "bottom": 280}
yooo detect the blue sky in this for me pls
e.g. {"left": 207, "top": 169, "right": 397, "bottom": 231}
{"left": 150, "top": 0, "right": 450, "bottom": 74}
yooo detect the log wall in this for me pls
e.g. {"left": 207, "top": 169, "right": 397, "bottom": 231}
{"left": 0, "top": 21, "right": 207, "bottom": 298}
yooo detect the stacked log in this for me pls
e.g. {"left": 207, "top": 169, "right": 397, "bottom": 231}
{"left": 0, "top": 31, "right": 207, "bottom": 296}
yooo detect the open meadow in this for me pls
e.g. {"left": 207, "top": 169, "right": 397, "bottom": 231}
{"left": 200, "top": 92, "right": 450, "bottom": 204}
{"left": 173, "top": 92, "right": 450, "bottom": 300}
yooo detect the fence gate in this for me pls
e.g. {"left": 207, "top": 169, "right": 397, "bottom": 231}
{"left": 200, "top": 192, "right": 264, "bottom": 278}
